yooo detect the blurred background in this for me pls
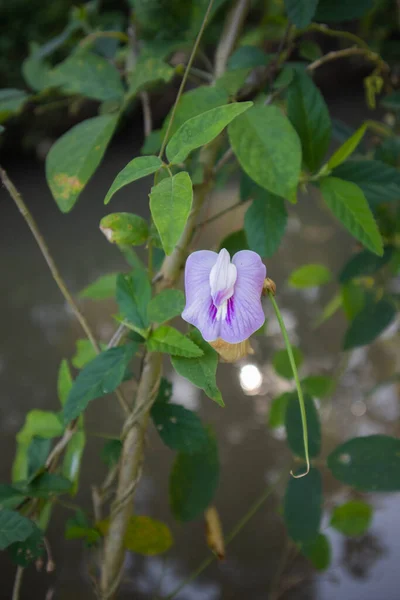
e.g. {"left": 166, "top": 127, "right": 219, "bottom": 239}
{"left": 1, "top": 0, "right": 400, "bottom": 598}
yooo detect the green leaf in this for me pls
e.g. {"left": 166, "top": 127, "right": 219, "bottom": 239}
{"left": 116, "top": 270, "right": 151, "bottom": 330}
{"left": 27, "top": 437, "right": 51, "bottom": 478}
{"left": 57, "top": 359, "right": 73, "bottom": 406}
{"left": 147, "top": 326, "right": 203, "bottom": 357}
{"left": 316, "top": 0, "right": 374, "bottom": 22}
{"left": 128, "top": 57, "right": 174, "bottom": 99}
{"left": 333, "top": 160, "right": 400, "bottom": 207}
{"left": 284, "top": 0, "right": 319, "bottom": 28}
{"left": 0, "top": 485, "right": 26, "bottom": 510}
{"left": 17, "top": 473, "right": 72, "bottom": 497}
{"left": 285, "top": 393, "right": 321, "bottom": 459}
{"left": 150, "top": 171, "right": 193, "bottom": 255}
{"left": 63, "top": 344, "right": 137, "bottom": 424}
{"left": 46, "top": 114, "right": 118, "bottom": 212}
{"left": 341, "top": 282, "right": 366, "bottom": 321}
{"left": 0, "top": 89, "right": 29, "bottom": 122}
{"left": 228, "top": 46, "right": 271, "bottom": 70}
{"left": 65, "top": 510, "right": 100, "bottom": 545}
{"left": 330, "top": 501, "right": 372, "bottom": 537}
{"left": 283, "top": 467, "right": 322, "bottom": 545}
{"left": 171, "top": 329, "right": 224, "bottom": 407}
{"left": 147, "top": 289, "right": 185, "bottom": 323}
{"left": 101, "top": 439, "right": 123, "bottom": 468}
{"left": 299, "top": 41, "right": 322, "bottom": 62}
{"left": 288, "top": 264, "right": 332, "bottom": 288}
{"left": 219, "top": 230, "right": 249, "bottom": 255}
{"left": 273, "top": 347, "right": 303, "bottom": 379}
{"left": 327, "top": 124, "right": 367, "bottom": 170}
{"left": 62, "top": 431, "right": 86, "bottom": 496}
{"left": 320, "top": 177, "right": 383, "bottom": 256}
{"left": 72, "top": 339, "right": 106, "bottom": 369}
{"left": 228, "top": 105, "right": 302, "bottom": 199}
{"left": 339, "top": 247, "right": 394, "bottom": 283}
{"left": 22, "top": 56, "right": 54, "bottom": 92}
{"left": 79, "top": 273, "right": 118, "bottom": 300}
{"left": 0, "top": 510, "right": 35, "bottom": 550}
{"left": 8, "top": 525, "right": 45, "bottom": 566}
{"left": 53, "top": 52, "right": 124, "bottom": 101}
{"left": 100, "top": 213, "right": 149, "bottom": 246}
{"left": 327, "top": 435, "right": 400, "bottom": 491}
{"left": 301, "top": 375, "right": 333, "bottom": 398}
{"left": 244, "top": 192, "right": 287, "bottom": 258}
{"left": 375, "top": 136, "right": 400, "bottom": 166}
{"left": 268, "top": 392, "right": 292, "bottom": 428}
{"left": 314, "top": 292, "right": 342, "bottom": 327}
{"left": 166, "top": 102, "right": 252, "bottom": 164}
{"left": 302, "top": 533, "right": 331, "bottom": 571}
{"left": 104, "top": 156, "right": 163, "bottom": 204}
{"left": 151, "top": 403, "right": 208, "bottom": 453}
{"left": 287, "top": 71, "right": 331, "bottom": 172}
{"left": 343, "top": 297, "right": 396, "bottom": 350}
{"left": 169, "top": 428, "right": 219, "bottom": 521}
{"left": 98, "top": 515, "right": 173, "bottom": 555}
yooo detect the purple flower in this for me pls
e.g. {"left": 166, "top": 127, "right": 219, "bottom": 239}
{"left": 182, "top": 248, "right": 266, "bottom": 343}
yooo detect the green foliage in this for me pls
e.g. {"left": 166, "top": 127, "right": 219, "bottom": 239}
{"left": 273, "top": 346, "right": 303, "bottom": 379}
{"left": 0, "top": 485, "right": 26, "bottom": 510}
{"left": 62, "top": 431, "right": 86, "bottom": 496}
{"left": 341, "top": 282, "right": 366, "bottom": 320}
{"left": 27, "top": 437, "right": 51, "bottom": 478}
{"left": 16, "top": 473, "right": 72, "bottom": 497}
{"left": 150, "top": 171, "right": 193, "bottom": 255}
{"left": 320, "top": 177, "right": 383, "bottom": 256}
{"left": 104, "top": 156, "right": 163, "bottom": 204}
{"left": 327, "top": 124, "right": 367, "bottom": 170}
{"left": 299, "top": 41, "right": 322, "bottom": 62}
{"left": 79, "top": 273, "right": 118, "bottom": 300}
{"left": 98, "top": 515, "right": 173, "bottom": 555}
{"left": 289, "top": 264, "right": 332, "bottom": 288}
{"left": 283, "top": 467, "right": 322, "bottom": 545}
{"left": 287, "top": 71, "right": 331, "bottom": 172}
{"left": 268, "top": 392, "right": 292, "bottom": 428}
{"left": 0, "top": 89, "right": 29, "bottom": 123}
{"left": 147, "top": 289, "right": 185, "bottom": 323}
{"left": 46, "top": 115, "right": 118, "bottom": 212}
{"left": 330, "top": 501, "right": 372, "bottom": 536}
{"left": 100, "top": 213, "right": 149, "bottom": 246}
{"left": 63, "top": 344, "right": 137, "bottom": 424}
{"left": 169, "top": 428, "right": 219, "bottom": 521}
{"left": 302, "top": 534, "right": 331, "bottom": 571}
{"left": 65, "top": 510, "right": 100, "bottom": 545}
{"left": 151, "top": 402, "right": 208, "bottom": 453}
{"left": 219, "top": 230, "right": 249, "bottom": 255}
{"left": 315, "top": 0, "right": 374, "bottom": 22}
{"left": 301, "top": 375, "right": 333, "bottom": 398}
{"left": 58, "top": 359, "right": 73, "bottom": 405}
{"left": 101, "top": 439, "right": 123, "bottom": 468}
{"left": 343, "top": 296, "right": 396, "bottom": 349}
{"left": 333, "top": 160, "right": 400, "bottom": 207}
{"left": 285, "top": 394, "right": 321, "bottom": 459}
{"left": 116, "top": 270, "right": 151, "bottom": 331}
{"left": 8, "top": 525, "right": 45, "bottom": 566}
{"left": 171, "top": 329, "right": 224, "bottom": 406}
{"left": 147, "top": 326, "right": 203, "bottom": 357}
{"left": 227, "top": 46, "right": 271, "bottom": 70}
{"left": 244, "top": 191, "right": 287, "bottom": 258}
{"left": 284, "top": 0, "right": 319, "bottom": 28}
{"left": 229, "top": 105, "right": 302, "bottom": 199}
{"left": 339, "top": 247, "right": 393, "bottom": 283}
{"left": 0, "top": 510, "right": 35, "bottom": 550}
{"left": 128, "top": 57, "right": 174, "bottom": 99}
{"left": 72, "top": 339, "right": 106, "bottom": 369}
{"left": 166, "top": 102, "right": 253, "bottom": 164}
{"left": 327, "top": 435, "right": 400, "bottom": 491}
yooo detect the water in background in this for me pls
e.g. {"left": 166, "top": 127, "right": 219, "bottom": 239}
{"left": 0, "top": 93, "right": 399, "bottom": 600}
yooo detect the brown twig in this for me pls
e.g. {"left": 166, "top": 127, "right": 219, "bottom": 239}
{"left": 214, "top": 0, "right": 251, "bottom": 78}
{"left": 11, "top": 567, "right": 24, "bottom": 600}
{"left": 307, "top": 46, "right": 388, "bottom": 73}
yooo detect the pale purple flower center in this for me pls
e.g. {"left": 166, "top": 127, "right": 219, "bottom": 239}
{"left": 209, "top": 249, "right": 237, "bottom": 323}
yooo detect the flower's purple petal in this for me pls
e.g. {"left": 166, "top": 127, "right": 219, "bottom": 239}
{"left": 181, "top": 250, "right": 222, "bottom": 341}
{"left": 219, "top": 250, "right": 266, "bottom": 343}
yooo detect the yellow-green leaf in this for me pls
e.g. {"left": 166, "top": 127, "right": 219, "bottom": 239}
{"left": 327, "top": 123, "right": 367, "bottom": 170}
{"left": 98, "top": 515, "right": 173, "bottom": 555}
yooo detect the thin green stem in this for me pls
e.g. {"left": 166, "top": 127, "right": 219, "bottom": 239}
{"left": 268, "top": 293, "right": 310, "bottom": 478}
{"left": 158, "top": 0, "right": 215, "bottom": 159}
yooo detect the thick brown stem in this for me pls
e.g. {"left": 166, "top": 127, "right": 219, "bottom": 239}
{"left": 214, "top": 0, "right": 251, "bottom": 78}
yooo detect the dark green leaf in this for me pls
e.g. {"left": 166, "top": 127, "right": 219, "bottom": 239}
{"left": 215, "top": 68, "right": 251, "bottom": 96}
{"left": 339, "top": 247, "right": 394, "bottom": 283}
{"left": 72, "top": 339, "right": 106, "bottom": 369}
{"left": 8, "top": 526, "right": 45, "bottom": 566}
{"left": 333, "top": 160, "right": 400, "bottom": 207}
{"left": 219, "top": 230, "right": 249, "bottom": 255}
{"left": 273, "top": 347, "right": 303, "bottom": 379}
{"left": 46, "top": 114, "right": 118, "bottom": 212}
{"left": 228, "top": 46, "right": 271, "bottom": 70}
{"left": 148, "top": 289, "right": 185, "bottom": 323}
{"left": 316, "top": 0, "right": 374, "bottom": 22}
{"left": 327, "top": 435, "right": 400, "bottom": 491}
{"left": 100, "top": 213, "right": 149, "bottom": 245}
{"left": 299, "top": 40, "right": 322, "bottom": 62}
{"left": 343, "top": 297, "right": 395, "bottom": 349}
{"left": 151, "top": 403, "right": 208, "bottom": 453}
{"left": 171, "top": 329, "right": 224, "bottom": 407}
{"left": 289, "top": 264, "right": 332, "bottom": 287}
{"left": 268, "top": 392, "right": 292, "bottom": 428}
{"left": 18, "top": 473, "right": 72, "bottom": 497}
{"left": 155, "top": 377, "right": 173, "bottom": 404}
{"left": 101, "top": 439, "right": 123, "bottom": 468}
{"left": 228, "top": 105, "right": 302, "bottom": 199}
{"left": 302, "top": 533, "right": 331, "bottom": 571}
{"left": 327, "top": 124, "right": 367, "bottom": 170}
{"left": 79, "top": 273, "right": 118, "bottom": 300}
{"left": 104, "top": 156, "right": 163, "bottom": 204}
{"left": 320, "top": 177, "right": 383, "bottom": 256}
{"left": 283, "top": 467, "right": 322, "bottom": 545}
{"left": 150, "top": 171, "right": 193, "bottom": 255}
{"left": 284, "top": 0, "right": 319, "bottom": 28}
{"left": 0, "top": 510, "right": 35, "bottom": 550}
{"left": 375, "top": 136, "right": 400, "bottom": 167}
{"left": 244, "top": 192, "right": 287, "bottom": 258}
{"left": 128, "top": 57, "right": 174, "bottom": 99}
{"left": 0, "top": 89, "right": 29, "bottom": 123}
{"left": 169, "top": 429, "right": 219, "bottom": 521}
{"left": 27, "top": 437, "right": 51, "bottom": 478}
{"left": 147, "top": 326, "right": 203, "bottom": 357}
{"left": 301, "top": 375, "right": 333, "bottom": 398}
{"left": 63, "top": 344, "right": 137, "bottom": 424}
{"left": 0, "top": 485, "right": 26, "bottom": 510}
{"left": 116, "top": 270, "right": 151, "bottom": 330}
{"left": 285, "top": 394, "right": 321, "bottom": 459}
{"left": 330, "top": 501, "right": 372, "bottom": 536}
{"left": 287, "top": 70, "right": 331, "bottom": 172}
{"left": 22, "top": 56, "right": 54, "bottom": 92}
